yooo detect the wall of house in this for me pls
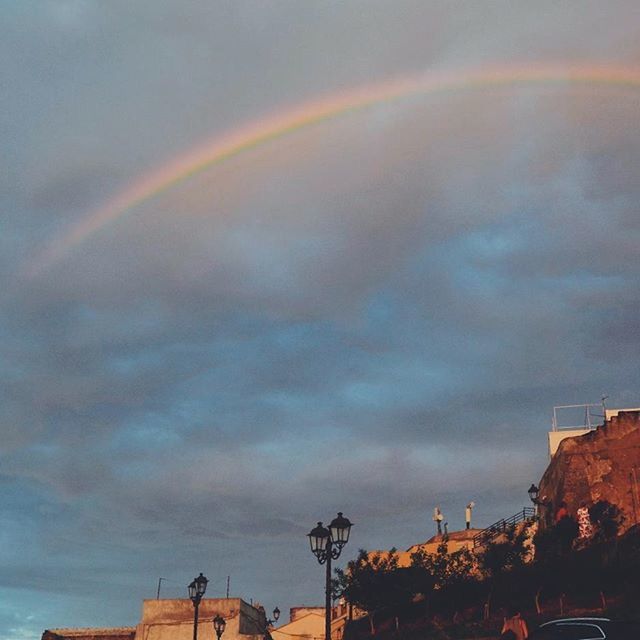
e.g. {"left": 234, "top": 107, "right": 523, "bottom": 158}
{"left": 271, "top": 613, "right": 324, "bottom": 640}
{"left": 289, "top": 608, "right": 323, "bottom": 623}
{"left": 42, "top": 629, "right": 135, "bottom": 640}
{"left": 548, "top": 428, "right": 592, "bottom": 457}
{"left": 136, "top": 598, "right": 266, "bottom": 640}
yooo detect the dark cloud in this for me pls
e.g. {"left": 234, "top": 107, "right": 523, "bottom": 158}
{"left": 2, "top": 2, "right": 640, "bottom": 639}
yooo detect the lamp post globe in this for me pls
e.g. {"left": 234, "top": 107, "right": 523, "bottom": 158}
{"left": 528, "top": 484, "right": 539, "bottom": 504}
{"left": 189, "top": 573, "right": 209, "bottom": 603}
{"left": 213, "top": 614, "right": 226, "bottom": 640}
{"left": 329, "top": 512, "right": 352, "bottom": 550}
{"left": 266, "top": 606, "right": 281, "bottom": 628}
{"left": 307, "top": 522, "right": 330, "bottom": 561}
{"left": 188, "top": 573, "right": 208, "bottom": 640}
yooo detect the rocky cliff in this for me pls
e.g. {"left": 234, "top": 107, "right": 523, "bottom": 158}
{"left": 538, "top": 410, "right": 640, "bottom": 531}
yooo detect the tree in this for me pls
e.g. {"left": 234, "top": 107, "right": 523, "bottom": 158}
{"left": 478, "top": 524, "right": 533, "bottom": 617}
{"left": 411, "top": 541, "right": 475, "bottom": 589}
{"left": 533, "top": 516, "right": 578, "bottom": 561}
{"left": 335, "top": 549, "right": 416, "bottom": 634}
{"left": 410, "top": 541, "right": 476, "bottom": 619}
{"left": 589, "top": 500, "right": 624, "bottom": 542}
{"left": 479, "top": 527, "right": 527, "bottom": 579}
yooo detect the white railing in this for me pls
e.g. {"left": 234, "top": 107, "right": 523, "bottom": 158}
{"left": 552, "top": 403, "right": 603, "bottom": 431}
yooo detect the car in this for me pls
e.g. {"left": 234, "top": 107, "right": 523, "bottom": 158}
{"left": 529, "top": 617, "right": 640, "bottom": 640}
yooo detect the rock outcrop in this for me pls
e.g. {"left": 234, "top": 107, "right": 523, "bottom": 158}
{"left": 538, "top": 410, "right": 640, "bottom": 531}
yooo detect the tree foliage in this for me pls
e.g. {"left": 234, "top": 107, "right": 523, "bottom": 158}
{"left": 533, "top": 516, "right": 578, "bottom": 561}
{"left": 335, "top": 548, "right": 415, "bottom": 628}
{"left": 410, "top": 542, "right": 474, "bottom": 588}
{"left": 589, "top": 500, "right": 624, "bottom": 542}
{"left": 336, "top": 519, "right": 640, "bottom": 638}
{"left": 479, "top": 524, "right": 530, "bottom": 579}
{"left": 336, "top": 542, "right": 478, "bottom": 632}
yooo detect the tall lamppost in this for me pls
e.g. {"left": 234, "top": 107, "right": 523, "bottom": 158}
{"left": 307, "top": 513, "right": 353, "bottom": 640}
{"left": 213, "top": 614, "right": 226, "bottom": 640}
{"left": 188, "top": 573, "right": 209, "bottom": 640}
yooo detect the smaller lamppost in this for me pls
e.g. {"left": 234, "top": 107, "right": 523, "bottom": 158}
{"left": 308, "top": 512, "right": 353, "bottom": 640}
{"left": 528, "top": 484, "right": 552, "bottom": 507}
{"left": 213, "top": 614, "right": 226, "bottom": 640}
{"left": 188, "top": 573, "right": 209, "bottom": 640}
{"left": 267, "top": 607, "right": 281, "bottom": 627}
{"left": 528, "top": 484, "right": 539, "bottom": 504}
{"left": 528, "top": 484, "right": 552, "bottom": 524}
{"left": 262, "top": 607, "right": 280, "bottom": 640}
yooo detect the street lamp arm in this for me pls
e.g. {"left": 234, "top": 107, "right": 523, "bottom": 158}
{"left": 330, "top": 544, "right": 342, "bottom": 561}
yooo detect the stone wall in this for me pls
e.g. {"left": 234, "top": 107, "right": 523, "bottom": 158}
{"left": 538, "top": 410, "right": 640, "bottom": 530}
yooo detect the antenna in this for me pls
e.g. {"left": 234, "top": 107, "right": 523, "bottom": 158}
{"left": 157, "top": 577, "right": 166, "bottom": 599}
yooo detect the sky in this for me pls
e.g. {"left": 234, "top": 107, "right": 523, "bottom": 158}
{"left": 2, "top": 1, "right": 640, "bottom": 638}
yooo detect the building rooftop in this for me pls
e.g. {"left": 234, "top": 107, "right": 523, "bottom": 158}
{"left": 42, "top": 628, "right": 135, "bottom": 640}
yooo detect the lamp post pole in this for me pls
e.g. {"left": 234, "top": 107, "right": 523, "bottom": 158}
{"left": 188, "top": 573, "right": 209, "bottom": 640}
{"left": 307, "top": 513, "right": 353, "bottom": 640}
{"left": 193, "top": 599, "right": 200, "bottom": 640}
{"left": 323, "top": 543, "right": 332, "bottom": 640}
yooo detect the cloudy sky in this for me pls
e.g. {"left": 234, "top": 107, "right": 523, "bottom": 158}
{"left": 2, "top": 1, "right": 640, "bottom": 638}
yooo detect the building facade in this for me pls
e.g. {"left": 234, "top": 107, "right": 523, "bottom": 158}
{"left": 43, "top": 598, "right": 267, "bottom": 640}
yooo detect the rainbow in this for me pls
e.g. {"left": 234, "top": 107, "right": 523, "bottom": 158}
{"left": 29, "top": 64, "right": 640, "bottom": 274}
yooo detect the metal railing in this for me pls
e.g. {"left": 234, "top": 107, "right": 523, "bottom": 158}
{"left": 472, "top": 507, "right": 537, "bottom": 549}
{"left": 552, "top": 403, "right": 603, "bottom": 431}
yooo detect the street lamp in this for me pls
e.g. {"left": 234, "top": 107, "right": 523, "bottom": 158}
{"left": 528, "top": 484, "right": 551, "bottom": 508}
{"left": 188, "top": 573, "right": 209, "bottom": 640}
{"left": 213, "top": 614, "right": 226, "bottom": 640}
{"left": 528, "top": 484, "right": 552, "bottom": 528}
{"left": 307, "top": 513, "right": 353, "bottom": 640}
{"left": 266, "top": 607, "right": 281, "bottom": 627}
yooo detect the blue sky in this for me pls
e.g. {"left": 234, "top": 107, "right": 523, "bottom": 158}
{"left": 2, "top": 2, "right": 640, "bottom": 638}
